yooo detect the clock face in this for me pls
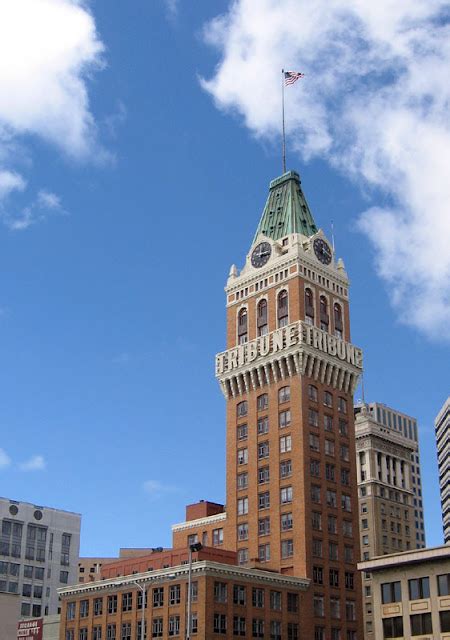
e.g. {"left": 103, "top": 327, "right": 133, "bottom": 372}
{"left": 251, "top": 242, "right": 272, "bottom": 268}
{"left": 313, "top": 238, "right": 332, "bottom": 265}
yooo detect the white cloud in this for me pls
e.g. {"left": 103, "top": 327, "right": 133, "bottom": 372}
{"left": 19, "top": 455, "right": 46, "bottom": 472}
{"left": 0, "top": 448, "right": 11, "bottom": 469}
{"left": 143, "top": 479, "right": 177, "bottom": 500}
{"left": 202, "top": 0, "right": 450, "bottom": 341}
{"left": 164, "top": 0, "right": 179, "bottom": 19}
{"left": 5, "top": 188, "right": 65, "bottom": 231}
{"left": 0, "top": 0, "right": 105, "bottom": 227}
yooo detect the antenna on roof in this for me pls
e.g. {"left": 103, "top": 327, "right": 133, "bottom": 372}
{"left": 331, "top": 220, "right": 335, "bottom": 253}
{"left": 361, "top": 372, "right": 366, "bottom": 406}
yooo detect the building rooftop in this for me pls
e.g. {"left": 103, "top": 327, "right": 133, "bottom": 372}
{"left": 0, "top": 496, "right": 81, "bottom": 517}
{"left": 253, "top": 170, "right": 318, "bottom": 243}
{"left": 358, "top": 544, "right": 450, "bottom": 572}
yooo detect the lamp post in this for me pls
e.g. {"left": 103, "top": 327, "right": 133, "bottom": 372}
{"left": 186, "top": 542, "right": 202, "bottom": 640}
{"left": 130, "top": 581, "right": 147, "bottom": 640}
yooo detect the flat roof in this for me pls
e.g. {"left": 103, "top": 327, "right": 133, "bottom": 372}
{"left": 0, "top": 496, "right": 81, "bottom": 516}
{"left": 358, "top": 544, "right": 450, "bottom": 572}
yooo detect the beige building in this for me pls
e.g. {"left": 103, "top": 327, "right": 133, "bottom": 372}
{"left": 359, "top": 545, "right": 450, "bottom": 639}
{"left": 0, "top": 591, "right": 20, "bottom": 638}
{"left": 354, "top": 403, "right": 424, "bottom": 636}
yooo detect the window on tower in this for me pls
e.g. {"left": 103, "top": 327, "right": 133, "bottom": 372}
{"left": 257, "top": 394, "right": 268, "bottom": 411}
{"left": 305, "top": 288, "right": 314, "bottom": 325}
{"left": 237, "top": 401, "right": 248, "bottom": 418}
{"left": 277, "top": 290, "right": 289, "bottom": 327}
{"left": 238, "top": 308, "right": 248, "bottom": 344}
{"left": 334, "top": 303, "right": 343, "bottom": 339}
{"left": 257, "top": 299, "right": 268, "bottom": 336}
{"left": 319, "top": 296, "right": 329, "bottom": 331}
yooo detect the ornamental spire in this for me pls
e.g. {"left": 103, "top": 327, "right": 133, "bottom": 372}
{"left": 253, "top": 170, "right": 318, "bottom": 244}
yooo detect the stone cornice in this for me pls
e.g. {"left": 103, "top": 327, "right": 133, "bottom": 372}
{"left": 58, "top": 561, "right": 310, "bottom": 599}
{"left": 171, "top": 512, "right": 227, "bottom": 532}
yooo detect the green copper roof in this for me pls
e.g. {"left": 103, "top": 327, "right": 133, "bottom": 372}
{"left": 253, "top": 170, "right": 318, "bottom": 243}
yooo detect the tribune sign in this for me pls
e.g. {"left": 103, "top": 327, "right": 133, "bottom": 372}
{"left": 216, "top": 320, "right": 363, "bottom": 375}
{"left": 17, "top": 619, "right": 43, "bottom": 640}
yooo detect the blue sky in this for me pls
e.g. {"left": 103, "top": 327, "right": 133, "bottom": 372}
{"left": 0, "top": 0, "right": 448, "bottom": 555}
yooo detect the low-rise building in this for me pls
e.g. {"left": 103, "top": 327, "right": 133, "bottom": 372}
{"left": 59, "top": 547, "right": 309, "bottom": 640}
{"left": 358, "top": 545, "right": 450, "bottom": 639}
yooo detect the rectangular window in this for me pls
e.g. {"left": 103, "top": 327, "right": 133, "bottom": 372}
{"left": 281, "top": 486, "right": 293, "bottom": 504}
{"left": 152, "top": 619, "right": 163, "bottom": 638}
{"left": 326, "top": 490, "right": 337, "bottom": 508}
{"left": 329, "top": 542, "right": 338, "bottom": 561}
{"left": 325, "top": 439, "right": 335, "bottom": 456}
{"left": 270, "top": 620, "right": 282, "bottom": 640}
{"left": 311, "top": 485, "right": 321, "bottom": 503}
{"left": 310, "top": 459, "right": 320, "bottom": 477}
{"left": 341, "top": 445, "right": 350, "bottom": 462}
{"left": 212, "top": 528, "right": 223, "bottom": 546}
{"left": 258, "top": 517, "right": 270, "bottom": 536}
{"left": 338, "top": 397, "right": 347, "bottom": 413}
{"left": 440, "top": 610, "right": 450, "bottom": 633}
{"left": 409, "top": 577, "right": 430, "bottom": 600}
{"left": 258, "top": 441, "right": 269, "bottom": 459}
{"left": 80, "top": 600, "right": 89, "bottom": 618}
{"left": 280, "top": 435, "right": 292, "bottom": 453}
{"left": 281, "top": 539, "right": 294, "bottom": 558}
{"left": 257, "top": 416, "right": 269, "bottom": 434}
{"left": 345, "top": 572, "right": 354, "bottom": 589}
{"left": 309, "top": 409, "right": 319, "bottom": 427}
{"left": 280, "top": 459, "right": 292, "bottom": 478}
{"left": 341, "top": 494, "right": 351, "bottom": 512}
{"left": 339, "top": 419, "right": 348, "bottom": 436}
{"left": 237, "top": 448, "right": 248, "bottom": 465}
{"left": 237, "top": 549, "right": 248, "bottom": 565}
{"left": 153, "top": 587, "right": 164, "bottom": 608}
{"left": 410, "top": 613, "right": 432, "bottom": 636}
{"left": 122, "top": 592, "right": 132, "bottom": 612}
{"left": 108, "top": 595, "right": 118, "bottom": 614}
{"left": 438, "top": 573, "right": 450, "bottom": 596}
{"left": 381, "top": 581, "right": 402, "bottom": 604}
{"left": 237, "top": 423, "right": 248, "bottom": 440}
{"left": 343, "top": 520, "right": 353, "bottom": 537}
{"left": 252, "top": 619, "right": 264, "bottom": 638}
{"left": 237, "top": 472, "right": 248, "bottom": 489}
{"left": 324, "top": 415, "right": 333, "bottom": 431}
{"left": 328, "top": 515, "right": 337, "bottom": 534}
{"left": 287, "top": 592, "right": 299, "bottom": 612}
{"left": 168, "top": 615, "right": 180, "bottom": 637}
{"left": 214, "top": 582, "right": 227, "bottom": 603}
{"left": 329, "top": 569, "right": 339, "bottom": 587}
{"left": 237, "top": 523, "right": 248, "bottom": 541}
{"left": 169, "top": 584, "right": 181, "bottom": 605}
{"left": 288, "top": 623, "right": 299, "bottom": 640}
{"left": 237, "top": 401, "right": 248, "bottom": 417}
{"left": 237, "top": 497, "right": 248, "bottom": 515}
{"left": 270, "top": 590, "right": 282, "bottom": 611}
{"left": 310, "top": 433, "right": 320, "bottom": 451}
{"left": 233, "top": 584, "right": 246, "bottom": 606}
{"left": 281, "top": 512, "right": 293, "bottom": 531}
{"left": 312, "top": 512, "right": 322, "bottom": 531}
{"left": 326, "top": 463, "right": 335, "bottom": 481}
{"left": 279, "top": 410, "right": 291, "bottom": 428}
{"left": 330, "top": 597, "right": 340, "bottom": 619}
{"left": 324, "top": 391, "right": 333, "bottom": 407}
{"left": 314, "top": 595, "right": 324, "bottom": 617}
{"left": 93, "top": 627, "right": 102, "bottom": 640}
{"left": 313, "top": 566, "right": 323, "bottom": 585}
{"left": 258, "top": 491, "right": 270, "bottom": 509}
{"left": 213, "top": 614, "right": 227, "bottom": 635}
{"left": 233, "top": 616, "right": 246, "bottom": 636}
{"left": 258, "top": 466, "right": 270, "bottom": 484}
{"left": 93, "top": 598, "right": 103, "bottom": 616}
{"left": 313, "top": 539, "right": 323, "bottom": 558}
{"left": 66, "top": 602, "right": 76, "bottom": 620}
{"left": 252, "top": 588, "right": 264, "bottom": 608}
{"left": 258, "top": 543, "right": 270, "bottom": 562}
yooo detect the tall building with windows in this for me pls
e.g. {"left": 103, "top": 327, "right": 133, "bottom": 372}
{"left": 215, "top": 170, "right": 364, "bottom": 639}
{"left": 0, "top": 496, "right": 81, "bottom": 619}
{"left": 435, "top": 397, "right": 450, "bottom": 543}
{"left": 354, "top": 403, "right": 425, "bottom": 637}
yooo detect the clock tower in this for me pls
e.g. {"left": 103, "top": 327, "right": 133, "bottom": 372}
{"left": 216, "top": 170, "right": 363, "bottom": 639}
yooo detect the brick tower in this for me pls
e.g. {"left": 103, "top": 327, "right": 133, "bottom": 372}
{"left": 216, "top": 170, "right": 363, "bottom": 639}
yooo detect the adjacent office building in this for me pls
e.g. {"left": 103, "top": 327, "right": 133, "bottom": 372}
{"left": 358, "top": 545, "right": 450, "bottom": 639}
{"left": 0, "top": 496, "right": 81, "bottom": 618}
{"left": 354, "top": 403, "right": 425, "bottom": 636}
{"left": 436, "top": 397, "right": 450, "bottom": 543}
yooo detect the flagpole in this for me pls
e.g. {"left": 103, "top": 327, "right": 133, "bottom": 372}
{"left": 281, "top": 69, "right": 286, "bottom": 174}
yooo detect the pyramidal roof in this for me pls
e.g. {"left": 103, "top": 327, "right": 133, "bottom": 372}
{"left": 253, "top": 170, "right": 318, "bottom": 243}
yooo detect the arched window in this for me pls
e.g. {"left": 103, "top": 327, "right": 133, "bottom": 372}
{"left": 305, "top": 288, "right": 314, "bottom": 325}
{"left": 319, "top": 296, "right": 329, "bottom": 331}
{"left": 238, "top": 308, "right": 248, "bottom": 344}
{"left": 277, "top": 290, "right": 289, "bottom": 327}
{"left": 334, "top": 303, "right": 343, "bottom": 339}
{"left": 257, "top": 299, "right": 268, "bottom": 336}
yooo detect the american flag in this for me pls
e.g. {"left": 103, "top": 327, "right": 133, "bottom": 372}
{"left": 284, "top": 70, "right": 305, "bottom": 86}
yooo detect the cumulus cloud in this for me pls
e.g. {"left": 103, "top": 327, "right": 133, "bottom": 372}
{"left": 0, "top": 0, "right": 105, "bottom": 228}
{"left": 19, "top": 455, "right": 46, "bottom": 472}
{"left": 0, "top": 448, "right": 11, "bottom": 469}
{"left": 201, "top": 0, "right": 450, "bottom": 341}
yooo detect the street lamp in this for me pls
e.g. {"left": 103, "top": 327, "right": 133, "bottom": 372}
{"left": 186, "top": 542, "right": 202, "bottom": 640}
{"left": 130, "top": 581, "right": 148, "bottom": 640}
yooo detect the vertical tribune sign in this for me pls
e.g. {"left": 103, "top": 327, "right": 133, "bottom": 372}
{"left": 17, "top": 619, "right": 43, "bottom": 640}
